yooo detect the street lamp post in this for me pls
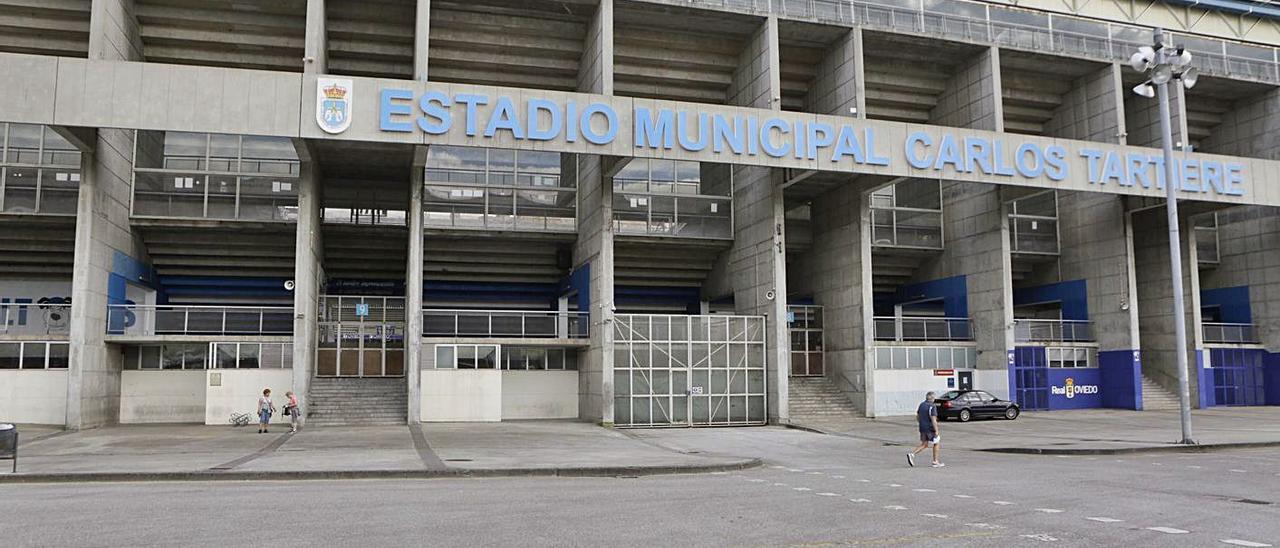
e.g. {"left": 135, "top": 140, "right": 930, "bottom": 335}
{"left": 1128, "top": 29, "right": 1199, "bottom": 445}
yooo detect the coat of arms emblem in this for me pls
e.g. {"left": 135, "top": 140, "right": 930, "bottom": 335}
{"left": 316, "top": 78, "right": 353, "bottom": 134}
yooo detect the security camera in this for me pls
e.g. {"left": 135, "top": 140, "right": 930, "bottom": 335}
{"left": 284, "top": 280, "right": 296, "bottom": 291}
{"left": 765, "top": 290, "right": 776, "bottom": 301}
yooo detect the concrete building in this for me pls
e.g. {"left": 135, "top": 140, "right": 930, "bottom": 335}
{"left": 1, "top": 0, "right": 1279, "bottom": 429}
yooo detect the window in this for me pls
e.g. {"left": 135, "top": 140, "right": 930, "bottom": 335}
{"left": 434, "top": 344, "right": 499, "bottom": 369}
{"left": 0, "top": 342, "right": 70, "bottom": 369}
{"left": 210, "top": 343, "right": 293, "bottom": 369}
{"left": 873, "top": 346, "right": 977, "bottom": 370}
{"left": 1047, "top": 347, "right": 1093, "bottom": 368}
{"left": 500, "top": 347, "right": 578, "bottom": 371}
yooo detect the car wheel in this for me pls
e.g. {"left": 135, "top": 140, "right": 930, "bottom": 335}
{"left": 1005, "top": 407, "right": 1019, "bottom": 420}
{"left": 958, "top": 409, "right": 972, "bottom": 422}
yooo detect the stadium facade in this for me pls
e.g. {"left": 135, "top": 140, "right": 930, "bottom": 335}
{"left": 1, "top": 0, "right": 1279, "bottom": 428}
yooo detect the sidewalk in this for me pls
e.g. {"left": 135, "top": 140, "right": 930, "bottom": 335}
{"left": 791, "top": 407, "right": 1280, "bottom": 454}
{"left": 0, "top": 421, "right": 758, "bottom": 483}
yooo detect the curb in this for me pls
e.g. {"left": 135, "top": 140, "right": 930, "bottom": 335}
{"left": 980, "top": 440, "right": 1280, "bottom": 456}
{"left": 0, "top": 458, "right": 762, "bottom": 484}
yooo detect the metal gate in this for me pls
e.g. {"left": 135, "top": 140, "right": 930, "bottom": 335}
{"left": 1207, "top": 348, "right": 1265, "bottom": 406}
{"left": 1011, "top": 347, "right": 1049, "bottom": 411}
{"left": 613, "top": 314, "right": 767, "bottom": 427}
{"left": 316, "top": 295, "right": 406, "bottom": 377}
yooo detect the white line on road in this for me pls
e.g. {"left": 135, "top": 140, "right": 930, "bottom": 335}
{"left": 886, "top": 483, "right": 903, "bottom": 487}
{"left": 1188, "top": 465, "right": 1203, "bottom": 469}
{"left": 1221, "top": 540, "right": 1272, "bottom": 547}
{"left": 993, "top": 501, "right": 1015, "bottom": 506}
{"left": 913, "top": 488, "right": 937, "bottom": 492}
{"left": 746, "top": 479, "right": 765, "bottom": 482}
{"left": 1086, "top": 517, "right": 1124, "bottom": 523}
{"left": 965, "top": 523, "right": 1005, "bottom": 530}
{"left": 1229, "top": 469, "right": 1247, "bottom": 473}
{"left": 793, "top": 487, "right": 812, "bottom": 492}
{"left": 808, "top": 471, "right": 824, "bottom": 475}
{"left": 921, "top": 513, "right": 949, "bottom": 519}
{"left": 816, "top": 492, "right": 842, "bottom": 497}
{"left": 856, "top": 479, "right": 870, "bottom": 483}
{"left": 952, "top": 494, "right": 975, "bottom": 499}
{"left": 849, "top": 498, "right": 871, "bottom": 503}
{"left": 1147, "top": 527, "right": 1190, "bottom": 534}
{"left": 1020, "top": 533, "right": 1059, "bottom": 542}
{"left": 772, "top": 483, "right": 788, "bottom": 487}
{"left": 1035, "top": 508, "right": 1065, "bottom": 514}
{"left": 832, "top": 475, "right": 845, "bottom": 479}
{"left": 883, "top": 505, "right": 908, "bottom": 510}
{"left": 787, "top": 468, "right": 805, "bottom": 473}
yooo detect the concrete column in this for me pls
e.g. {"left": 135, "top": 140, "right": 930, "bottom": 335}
{"left": 807, "top": 182, "right": 874, "bottom": 414}
{"left": 304, "top": 0, "right": 327, "bottom": 74}
{"left": 577, "top": 0, "right": 613, "bottom": 96}
{"left": 708, "top": 16, "right": 790, "bottom": 422}
{"left": 1045, "top": 64, "right": 1126, "bottom": 144}
{"left": 1131, "top": 206, "right": 1204, "bottom": 406}
{"left": 1057, "top": 192, "right": 1141, "bottom": 353}
{"left": 930, "top": 46, "right": 1003, "bottom": 132}
{"left": 570, "top": 154, "right": 614, "bottom": 424}
{"left": 918, "top": 183, "right": 1015, "bottom": 372}
{"left": 88, "top": 0, "right": 142, "bottom": 62}
{"left": 805, "top": 28, "right": 865, "bottom": 119}
{"left": 413, "top": 0, "right": 430, "bottom": 81}
{"left": 404, "top": 147, "right": 426, "bottom": 423}
{"left": 291, "top": 142, "right": 323, "bottom": 417}
{"left": 1199, "top": 88, "right": 1280, "bottom": 159}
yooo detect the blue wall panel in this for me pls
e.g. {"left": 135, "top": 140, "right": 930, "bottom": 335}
{"left": 1012, "top": 279, "right": 1088, "bottom": 321}
{"left": 1265, "top": 352, "right": 1280, "bottom": 406}
{"left": 1200, "top": 286, "right": 1252, "bottom": 323}
{"left": 1047, "top": 367, "right": 1104, "bottom": 410}
{"left": 1099, "top": 349, "right": 1142, "bottom": 410}
{"left": 890, "top": 275, "right": 968, "bottom": 318}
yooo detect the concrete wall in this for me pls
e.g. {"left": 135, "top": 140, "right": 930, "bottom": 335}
{"left": 1200, "top": 206, "right": 1280, "bottom": 352}
{"left": 292, "top": 147, "right": 323, "bottom": 416}
{"left": 571, "top": 154, "right": 612, "bottom": 423}
{"left": 0, "top": 371, "right": 68, "bottom": 425}
{"left": 421, "top": 369, "right": 502, "bottom": 422}
{"left": 804, "top": 29, "right": 864, "bottom": 119}
{"left": 1125, "top": 84, "right": 1189, "bottom": 148}
{"left": 501, "top": 371, "right": 579, "bottom": 419}
{"left": 1057, "top": 192, "right": 1140, "bottom": 353}
{"left": 870, "top": 369, "right": 1006, "bottom": 416}
{"left": 119, "top": 370, "right": 206, "bottom": 423}
{"left": 1200, "top": 88, "right": 1280, "bottom": 160}
{"left": 930, "top": 47, "right": 1002, "bottom": 131}
{"left": 1045, "top": 64, "right": 1125, "bottom": 144}
{"left": 917, "top": 182, "right": 1013, "bottom": 371}
{"left": 1131, "top": 207, "right": 1203, "bottom": 403}
{"left": 203, "top": 369, "right": 295, "bottom": 425}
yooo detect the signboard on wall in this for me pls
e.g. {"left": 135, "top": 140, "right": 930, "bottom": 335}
{"left": 0, "top": 280, "right": 72, "bottom": 336}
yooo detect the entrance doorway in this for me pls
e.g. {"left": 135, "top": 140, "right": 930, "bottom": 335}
{"left": 1011, "top": 347, "right": 1048, "bottom": 410}
{"left": 788, "top": 305, "right": 824, "bottom": 376}
{"left": 317, "top": 295, "right": 406, "bottom": 377}
{"left": 958, "top": 370, "right": 973, "bottom": 391}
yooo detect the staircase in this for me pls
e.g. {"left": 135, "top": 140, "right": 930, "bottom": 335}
{"left": 788, "top": 376, "right": 862, "bottom": 424}
{"left": 1141, "top": 375, "right": 1181, "bottom": 411}
{"left": 306, "top": 377, "right": 408, "bottom": 426}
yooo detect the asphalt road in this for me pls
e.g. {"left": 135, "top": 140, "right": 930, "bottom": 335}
{"left": 4, "top": 427, "right": 1278, "bottom": 547}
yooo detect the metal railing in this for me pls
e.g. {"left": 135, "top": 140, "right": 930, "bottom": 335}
{"left": 873, "top": 316, "right": 973, "bottom": 341}
{"left": 613, "top": 193, "right": 733, "bottom": 239}
{"left": 644, "top": 0, "right": 1280, "bottom": 84}
{"left": 1009, "top": 215, "right": 1059, "bottom": 255}
{"left": 870, "top": 207, "right": 943, "bottom": 249}
{"left": 1202, "top": 322, "right": 1259, "bottom": 344}
{"left": 106, "top": 305, "right": 294, "bottom": 336}
{"left": 1013, "top": 319, "right": 1094, "bottom": 342}
{"left": 423, "top": 309, "right": 589, "bottom": 338}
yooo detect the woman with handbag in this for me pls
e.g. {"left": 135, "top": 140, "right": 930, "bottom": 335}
{"left": 257, "top": 388, "right": 275, "bottom": 434}
{"left": 284, "top": 391, "right": 301, "bottom": 433}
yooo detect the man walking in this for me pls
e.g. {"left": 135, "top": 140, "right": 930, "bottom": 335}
{"left": 908, "top": 391, "right": 944, "bottom": 468}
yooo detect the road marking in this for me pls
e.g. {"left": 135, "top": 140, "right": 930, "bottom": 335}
{"left": 809, "top": 471, "right": 824, "bottom": 475}
{"left": 883, "top": 505, "right": 908, "bottom": 510}
{"left": 1020, "top": 533, "right": 1059, "bottom": 542}
{"left": 965, "top": 523, "right": 1004, "bottom": 530}
{"left": 787, "top": 468, "right": 805, "bottom": 472}
{"left": 1086, "top": 517, "right": 1124, "bottom": 523}
{"left": 770, "top": 465, "right": 786, "bottom": 469}
{"left": 1229, "top": 469, "right": 1247, "bottom": 473}
{"left": 772, "top": 483, "right": 788, "bottom": 487}
{"left": 849, "top": 498, "right": 871, "bottom": 503}
{"left": 711, "top": 471, "right": 728, "bottom": 475}
{"left": 746, "top": 478, "right": 766, "bottom": 483}
{"left": 913, "top": 488, "right": 938, "bottom": 492}
{"left": 1035, "top": 508, "right": 1065, "bottom": 514}
{"left": 921, "top": 513, "right": 949, "bottom": 519}
{"left": 817, "top": 492, "right": 842, "bottom": 497}
{"left": 857, "top": 479, "right": 871, "bottom": 483}
{"left": 793, "top": 487, "right": 812, "bottom": 492}
{"left": 887, "top": 483, "right": 903, "bottom": 487}
{"left": 993, "top": 501, "right": 1015, "bottom": 506}
{"left": 953, "top": 494, "right": 975, "bottom": 499}
{"left": 1152, "top": 462, "right": 1164, "bottom": 466}
{"left": 832, "top": 475, "right": 846, "bottom": 479}
{"left": 1188, "top": 465, "right": 1203, "bottom": 469}
{"left": 1147, "top": 527, "right": 1190, "bottom": 534}
{"left": 1220, "top": 540, "right": 1272, "bottom": 547}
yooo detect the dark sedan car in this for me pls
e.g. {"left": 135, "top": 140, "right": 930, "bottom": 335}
{"left": 934, "top": 390, "right": 1020, "bottom": 422}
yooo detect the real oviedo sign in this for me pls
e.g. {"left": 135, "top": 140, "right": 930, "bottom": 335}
{"left": 331, "top": 83, "right": 1251, "bottom": 200}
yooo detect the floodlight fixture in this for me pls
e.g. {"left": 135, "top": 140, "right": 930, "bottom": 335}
{"left": 1132, "top": 82, "right": 1156, "bottom": 98}
{"left": 1173, "top": 46, "right": 1192, "bottom": 68}
{"left": 1179, "top": 67, "right": 1199, "bottom": 90}
{"left": 1129, "top": 47, "right": 1156, "bottom": 72}
{"left": 1151, "top": 64, "right": 1174, "bottom": 85}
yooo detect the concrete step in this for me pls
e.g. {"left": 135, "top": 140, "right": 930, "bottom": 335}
{"left": 788, "top": 377, "right": 861, "bottom": 421}
{"left": 1140, "top": 376, "right": 1182, "bottom": 410}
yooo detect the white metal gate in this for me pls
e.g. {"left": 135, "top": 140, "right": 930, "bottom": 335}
{"left": 613, "top": 314, "right": 767, "bottom": 427}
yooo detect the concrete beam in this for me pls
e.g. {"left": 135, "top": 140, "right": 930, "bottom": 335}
{"left": 304, "top": 0, "right": 326, "bottom": 74}
{"left": 577, "top": 0, "right": 613, "bottom": 95}
{"left": 88, "top": 0, "right": 141, "bottom": 62}
{"left": 414, "top": 0, "right": 429, "bottom": 80}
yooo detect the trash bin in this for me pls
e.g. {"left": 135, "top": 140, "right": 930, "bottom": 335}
{"left": 0, "top": 423, "right": 16, "bottom": 473}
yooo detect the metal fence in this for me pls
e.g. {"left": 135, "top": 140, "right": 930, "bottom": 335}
{"left": 1202, "top": 322, "right": 1259, "bottom": 344}
{"left": 873, "top": 316, "right": 973, "bottom": 341}
{"left": 1013, "top": 319, "right": 1094, "bottom": 342}
{"left": 646, "top": 0, "right": 1280, "bottom": 84}
{"left": 107, "top": 305, "right": 294, "bottom": 336}
{"left": 423, "top": 309, "right": 590, "bottom": 338}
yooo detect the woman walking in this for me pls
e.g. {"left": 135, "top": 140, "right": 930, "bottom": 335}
{"left": 284, "top": 390, "right": 302, "bottom": 433}
{"left": 258, "top": 388, "right": 276, "bottom": 434}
